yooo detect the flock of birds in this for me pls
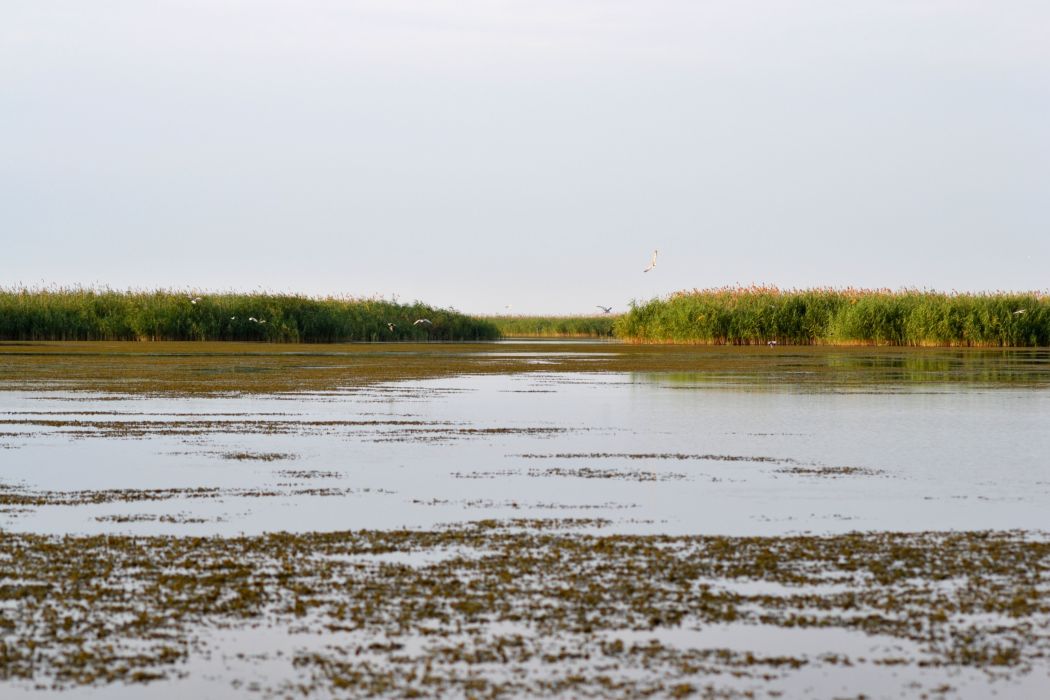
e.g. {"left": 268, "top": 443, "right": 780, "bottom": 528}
{"left": 189, "top": 296, "right": 432, "bottom": 331}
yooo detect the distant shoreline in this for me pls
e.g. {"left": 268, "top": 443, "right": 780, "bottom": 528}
{"left": 0, "top": 289, "right": 498, "bottom": 342}
{"left": 3, "top": 287, "right": 1048, "bottom": 347}
{"left": 616, "top": 287, "right": 1049, "bottom": 347}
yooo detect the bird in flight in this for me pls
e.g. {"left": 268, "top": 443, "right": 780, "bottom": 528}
{"left": 387, "top": 323, "right": 396, "bottom": 331}
{"left": 643, "top": 250, "right": 658, "bottom": 273}
{"left": 596, "top": 305, "right": 612, "bottom": 314}
{"left": 413, "top": 319, "right": 432, "bottom": 326}
{"left": 189, "top": 296, "right": 202, "bottom": 304}
{"left": 1013, "top": 309, "right": 1027, "bottom": 315}
{"left": 767, "top": 340, "right": 778, "bottom": 348}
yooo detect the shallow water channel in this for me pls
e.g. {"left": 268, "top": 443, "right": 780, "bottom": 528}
{"left": 1, "top": 341, "right": 1048, "bottom": 698}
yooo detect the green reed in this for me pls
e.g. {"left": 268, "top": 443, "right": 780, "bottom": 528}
{"left": 486, "top": 315, "right": 617, "bottom": 338}
{"left": 0, "top": 288, "right": 499, "bottom": 342}
{"left": 614, "top": 287, "right": 1050, "bottom": 346}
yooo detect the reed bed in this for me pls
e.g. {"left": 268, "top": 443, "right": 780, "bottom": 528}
{"left": 615, "top": 286, "right": 1050, "bottom": 347}
{"left": 0, "top": 288, "right": 499, "bottom": 342}
{"left": 487, "top": 315, "right": 617, "bottom": 338}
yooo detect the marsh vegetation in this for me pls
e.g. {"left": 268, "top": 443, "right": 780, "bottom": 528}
{"left": 616, "top": 286, "right": 1050, "bottom": 346}
{"left": 5, "top": 287, "right": 1048, "bottom": 347}
{"left": 486, "top": 315, "right": 616, "bottom": 338}
{"left": 0, "top": 288, "right": 498, "bottom": 342}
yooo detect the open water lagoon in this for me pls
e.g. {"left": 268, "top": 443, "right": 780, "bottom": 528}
{"left": 1, "top": 342, "right": 1048, "bottom": 698}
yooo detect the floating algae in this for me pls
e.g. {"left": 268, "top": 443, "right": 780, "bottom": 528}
{"left": 0, "top": 527, "right": 1047, "bottom": 697}
{"left": 3, "top": 342, "right": 1050, "bottom": 396}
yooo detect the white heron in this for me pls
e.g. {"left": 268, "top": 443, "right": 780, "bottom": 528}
{"left": 413, "top": 319, "right": 432, "bottom": 326}
{"left": 643, "top": 250, "right": 658, "bottom": 273}
{"left": 596, "top": 305, "right": 612, "bottom": 314}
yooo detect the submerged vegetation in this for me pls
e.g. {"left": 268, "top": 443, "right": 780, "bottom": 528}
{"left": 0, "top": 288, "right": 498, "bottom": 342}
{"left": 487, "top": 315, "right": 616, "bottom": 338}
{"left": 1, "top": 526, "right": 1047, "bottom": 695}
{"left": 2, "top": 341, "right": 1050, "bottom": 396}
{"left": 616, "top": 287, "right": 1050, "bottom": 347}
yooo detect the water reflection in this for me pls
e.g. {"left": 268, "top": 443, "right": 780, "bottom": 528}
{"left": 650, "top": 347, "right": 1050, "bottom": 390}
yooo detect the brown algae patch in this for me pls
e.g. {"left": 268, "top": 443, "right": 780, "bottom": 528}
{"left": 0, "top": 485, "right": 391, "bottom": 508}
{"left": 219, "top": 451, "right": 298, "bottom": 462}
{"left": 515, "top": 452, "right": 798, "bottom": 464}
{"left": 3, "top": 341, "right": 1050, "bottom": 397}
{"left": 94, "top": 513, "right": 218, "bottom": 524}
{"left": 368, "top": 426, "right": 569, "bottom": 444}
{"left": 275, "top": 470, "right": 343, "bottom": 479}
{"left": 0, "top": 417, "right": 570, "bottom": 447}
{"left": 0, "top": 527, "right": 1047, "bottom": 695}
{"left": 527, "top": 466, "right": 689, "bottom": 482}
{"left": 0, "top": 418, "right": 442, "bottom": 440}
{"left": 450, "top": 467, "right": 688, "bottom": 482}
{"left": 776, "top": 465, "right": 887, "bottom": 477}
{"left": 411, "top": 498, "right": 640, "bottom": 511}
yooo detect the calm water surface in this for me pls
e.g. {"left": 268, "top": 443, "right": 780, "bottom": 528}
{"left": 0, "top": 344, "right": 1048, "bottom": 536}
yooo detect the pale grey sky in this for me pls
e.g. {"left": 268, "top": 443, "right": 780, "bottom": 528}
{"left": 2, "top": 1, "right": 1047, "bottom": 314}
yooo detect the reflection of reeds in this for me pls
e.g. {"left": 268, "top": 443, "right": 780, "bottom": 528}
{"left": 0, "top": 287, "right": 498, "bottom": 342}
{"left": 616, "top": 286, "right": 1050, "bottom": 347}
{"left": 486, "top": 315, "right": 616, "bottom": 338}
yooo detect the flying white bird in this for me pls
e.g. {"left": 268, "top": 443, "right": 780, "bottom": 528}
{"left": 230, "top": 316, "right": 236, "bottom": 320}
{"left": 1013, "top": 309, "right": 1027, "bottom": 315}
{"left": 596, "top": 305, "right": 612, "bottom": 314}
{"left": 643, "top": 250, "right": 658, "bottom": 273}
{"left": 413, "top": 319, "right": 432, "bottom": 326}
{"left": 387, "top": 323, "right": 396, "bottom": 331}
{"left": 768, "top": 340, "right": 778, "bottom": 348}
{"left": 189, "top": 297, "right": 202, "bottom": 304}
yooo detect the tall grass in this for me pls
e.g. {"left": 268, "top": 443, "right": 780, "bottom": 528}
{"left": 615, "top": 286, "right": 1050, "bottom": 347}
{"left": 486, "top": 315, "right": 616, "bottom": 338}
{"left": 0, "top": 288, "right": 499, "bottom": 342}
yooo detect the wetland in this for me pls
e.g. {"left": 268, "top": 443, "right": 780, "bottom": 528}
{"left": 1, "top": 341, "right": 1049, "bottom": 698}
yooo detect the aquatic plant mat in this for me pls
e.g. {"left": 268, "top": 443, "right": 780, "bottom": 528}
{"left": 2, "top": 525, "right": 1048, "bottom": 697}
{"left": 2, "top": 341, "right": 1049, "bottom": 395}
